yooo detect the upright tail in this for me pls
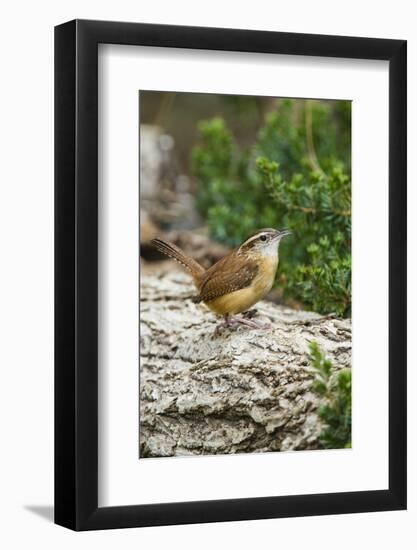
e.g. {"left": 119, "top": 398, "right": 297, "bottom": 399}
{"left": 151, "top": 238, "right": 205, "bottom": 282}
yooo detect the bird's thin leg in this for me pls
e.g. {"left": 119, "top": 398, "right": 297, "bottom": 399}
{"left": 214, "top": 314, "right": 233, "bottom": 335}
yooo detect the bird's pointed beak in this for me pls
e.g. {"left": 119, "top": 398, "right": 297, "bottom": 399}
{"left": 274, "top": 228, "right": 291, "bottom": 240}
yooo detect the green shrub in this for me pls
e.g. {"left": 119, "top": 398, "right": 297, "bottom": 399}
{"left": 308, "top": 341, "right": 352, "bottom": 449}
{"left": 192, "top": 99, "right": 351, "bottom": 317}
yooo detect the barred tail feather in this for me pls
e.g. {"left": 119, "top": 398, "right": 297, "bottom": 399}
{"left": 151, "top": 238, "right": 205, "bottom": 280}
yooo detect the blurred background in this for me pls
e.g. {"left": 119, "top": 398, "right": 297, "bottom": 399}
{"left": 140, "top": 91, "right": 351, "bottom": 318}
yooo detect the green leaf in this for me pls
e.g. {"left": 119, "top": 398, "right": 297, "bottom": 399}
{"left": 308, "top": 342, "right": 351, "bottom": 449}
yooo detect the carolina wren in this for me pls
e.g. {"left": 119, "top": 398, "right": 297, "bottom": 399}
{"left": 151, "top": 228, "right": 291, "bottom": 329}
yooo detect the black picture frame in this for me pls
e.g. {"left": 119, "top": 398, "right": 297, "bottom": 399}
{"left": 55, "top": 19, "right": 407, "bottom": 531}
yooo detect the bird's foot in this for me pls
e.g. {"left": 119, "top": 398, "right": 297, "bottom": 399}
{"left": 241, "top": 309, "right": 270, "bottom": 329}
{"left": 214, "top": 316, "right": 235, "bottom": 336}
{"left": 214, "top": 314, "right": 271, "bottom": 335}
{"left": 236, "top": 316, "right": 271, "bottom": 330}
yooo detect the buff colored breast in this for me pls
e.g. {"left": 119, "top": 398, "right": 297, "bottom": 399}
{"left": 205, "top": 255, "right": 279, "bottom": 315}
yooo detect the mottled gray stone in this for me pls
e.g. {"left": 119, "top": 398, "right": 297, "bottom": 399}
{"left": 140, "top": 271, "right": 351, "bottom": 457}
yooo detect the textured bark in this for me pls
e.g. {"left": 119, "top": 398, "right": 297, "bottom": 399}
{"left": 140, "top": 271, "right": 351, "bottom": 458}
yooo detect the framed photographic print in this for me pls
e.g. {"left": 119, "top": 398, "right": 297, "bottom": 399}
{"left": 55, "top": 19, "right": 406, "bottom": 530}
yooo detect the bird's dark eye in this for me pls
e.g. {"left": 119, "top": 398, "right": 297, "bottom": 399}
{"left": 260, "top": 235, "right": 267, "bottom": 242}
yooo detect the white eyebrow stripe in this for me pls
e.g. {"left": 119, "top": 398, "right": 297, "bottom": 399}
{"left": 240, "top": 232, "right": 270, "bottom": 247}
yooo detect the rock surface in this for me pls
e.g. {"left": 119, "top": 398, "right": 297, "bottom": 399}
{"left": 140, "top": 271, "right": 351, "bottom": 458}
{"left": 140, "top": 124, "right": 200, "bottom": 230}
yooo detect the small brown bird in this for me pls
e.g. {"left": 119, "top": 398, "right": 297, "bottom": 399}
{"left": 151, "top": 228, "right": 291, "bottom": 330}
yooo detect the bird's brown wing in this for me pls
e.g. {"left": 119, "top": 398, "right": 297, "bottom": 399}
{"left": 194, "top": 254, "right": 258, "bottom": 303}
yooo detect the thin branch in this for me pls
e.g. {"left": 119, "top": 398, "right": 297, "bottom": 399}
{"left": 305, "top": 100, "right": 326, "bottom": 177}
